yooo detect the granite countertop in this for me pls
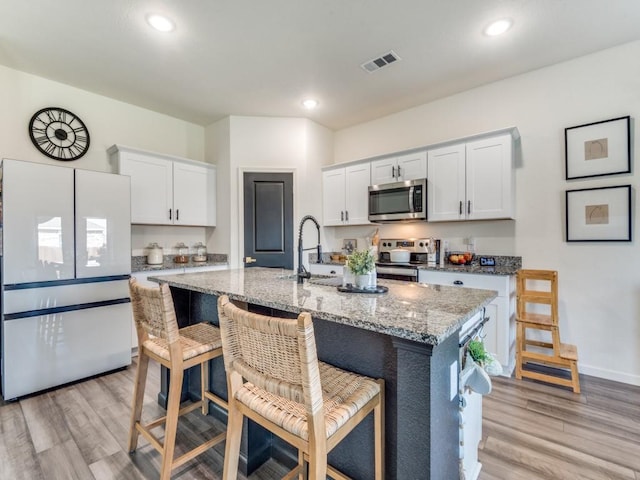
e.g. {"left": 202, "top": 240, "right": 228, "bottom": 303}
{"left": 148, "top": 267, "right": 497, "bottom": 346}
{"left": 311, "top": 253, "right": 522, "bottom": 276}
{"left": 132, "top": 253, "right": 228, "bottom": 273}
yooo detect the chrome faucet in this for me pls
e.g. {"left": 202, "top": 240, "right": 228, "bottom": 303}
{"left": 297, "top": 215, "right": 322, "bottom": 283}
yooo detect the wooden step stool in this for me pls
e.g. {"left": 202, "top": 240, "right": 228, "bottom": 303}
{"left": 515, "top": 269, "right": 580, "bottom": 393}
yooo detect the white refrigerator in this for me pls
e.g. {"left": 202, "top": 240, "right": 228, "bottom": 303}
{"left": 1, "top": 158, "right": 132, "bottom": 400}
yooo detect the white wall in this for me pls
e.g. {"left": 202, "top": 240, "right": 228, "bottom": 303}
{"left": 0, "top": 64, "right": 211, "bottom": 255}
{"left": 332, "top": 41, "right": 640, "bottom": 385}
{"left": 207, "top": 116, "right": 333, "bottom": 268}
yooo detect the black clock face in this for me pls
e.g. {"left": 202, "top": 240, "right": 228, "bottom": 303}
{"left": 29, "top": 107, "right": 90, "bottom": 161}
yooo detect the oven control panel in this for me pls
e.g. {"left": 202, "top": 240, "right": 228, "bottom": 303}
{"left": 378, "top": 238, "right": 434, "bottom": 253}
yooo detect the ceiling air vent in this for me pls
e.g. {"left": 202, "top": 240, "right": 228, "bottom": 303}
{"left": 361, "top": 50, "right": 401, "bottom": 73}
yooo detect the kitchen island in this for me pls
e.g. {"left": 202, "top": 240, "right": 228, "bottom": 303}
{"left": 149, "top": 267, "right": 497, "bottom": 479}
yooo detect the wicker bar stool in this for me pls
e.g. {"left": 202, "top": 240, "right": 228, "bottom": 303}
{"left": 128, "top": 278, "right": 227, "bottom": 480}
{"left": 217, "top": 295, "right": 385, "bottom": 480}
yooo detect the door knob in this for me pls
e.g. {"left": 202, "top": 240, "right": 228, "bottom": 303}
{"left": 245, "top": 256, "right": 257, "bottom": 263}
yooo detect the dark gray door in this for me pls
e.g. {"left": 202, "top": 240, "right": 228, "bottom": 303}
{"left": 243, "top": 172, "right": 293, "bottom": 269}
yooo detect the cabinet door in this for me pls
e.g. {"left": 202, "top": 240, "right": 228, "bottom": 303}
{"left": 427, "top": 144, "right": 466, "bottom": 221}
{"left": 322, "top": 169, "right": 346, "bottom": 226}
{"left": 2, "top": 160, "right": 75, "bottom": 284}
{"left": 344, "top": 163, "right": 371, "bottom": 225}
{"left": 173, "top": 162, "right": 216, "bottom": 226}
{"left": 370, "top": 157, "right": 397, "bottom": 185}
{"left": 466, "top": 134, "right": 513, "bottom": 220}
{"left": 396, "top": 150, "right": 427, "bottom": 181}
{"left": 75, "top": 170, "right": 131, "bottom": 278}
{"left": 118, "top": 153, "right": 173, "bottom": 224}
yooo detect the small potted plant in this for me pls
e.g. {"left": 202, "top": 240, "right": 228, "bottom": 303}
{"left": 347, "top": 248, "right": 376, "bottom": 289}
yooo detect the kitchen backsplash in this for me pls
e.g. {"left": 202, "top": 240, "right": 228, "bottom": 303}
{"left": 131, "top": 224, "right": 214, "bottom": 256}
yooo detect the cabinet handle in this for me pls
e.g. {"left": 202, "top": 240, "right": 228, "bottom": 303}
{"left": 467, "top": 200, "right": 471, "bottom": 215}
{"left": 397, "top": 165, "right": 402, "bottom": 178}
{"left": 459, "top": 201, "right": 463, "bottom": 215}
{"left": 345, "top": 210, "right": 349, "bottom": 222}
{"left": 392, "top": 166, "right": 396, "bottom": 178}
{"left": 341, "top": 211, "right": 344, "bottom": 221}
{"left": 169, "top": 209, "right": 172, "bottom": 220}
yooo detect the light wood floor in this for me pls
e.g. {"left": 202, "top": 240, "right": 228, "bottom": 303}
{"left": 1, "top": 359, "right": 639, "bottom": 479}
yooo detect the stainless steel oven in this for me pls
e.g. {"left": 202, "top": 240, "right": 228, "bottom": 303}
{"left": 375, "top": 264, "right": 419, "bottom": 282}
{"left": 376, "top": 238, "right": 439, "bottom": 282}
{"left": 368, "top": 178, "right": 426, "bottom": 223}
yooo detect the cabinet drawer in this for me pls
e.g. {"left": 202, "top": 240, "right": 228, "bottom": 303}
{"left": 418, "top": 270, "right": 509, "bottom": 296}
{"left": 309, "top": 264, "right": 344, "bottom": 276}
{"left": 4, "top": 280, "right": 130, "bottom": 315}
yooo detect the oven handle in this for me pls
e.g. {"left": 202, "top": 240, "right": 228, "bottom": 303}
{"left": 376, "top": 266, "right": 418, "bottom": 277}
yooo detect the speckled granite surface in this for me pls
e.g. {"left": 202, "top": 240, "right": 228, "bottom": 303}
{"left": 148, "top": 267, "right": 497, "bottom": 346}
{"left": 132, "top": 253, "right": 228, "bottom": 273}
{"left": 310, "top": 253, "right": 521, "bottom": 276}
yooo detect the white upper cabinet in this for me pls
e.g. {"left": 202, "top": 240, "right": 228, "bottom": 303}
{"left": 110, "top": 145, "right": 216, "bottom": 227}
{"left": 427, "top": 133, "right": 514, "bottom": 221}
{"left": 322, "top": 163, "right": 371, "bottom": 226}
{"left": 172, "top": 161, "right": 216, "bottom": 226}
{"left": 371, "top": 150, "right": 427, "bottom": 185}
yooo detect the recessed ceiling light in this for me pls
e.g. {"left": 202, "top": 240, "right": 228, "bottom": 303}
{"left": 302, "top": 99, "right": 319, "bottom": 109}
{"left": 146, "top": 14, "right": 175, "bottom": 32}
{"left": 484, "top": 18, "right": 512, "bottom": 36}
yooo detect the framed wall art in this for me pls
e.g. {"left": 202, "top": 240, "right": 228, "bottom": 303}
{"left": 565, "top": 184, "right": 631, "bottom": 242}
{"left": 565, "top": 116, "right": 631, "bottom": 180}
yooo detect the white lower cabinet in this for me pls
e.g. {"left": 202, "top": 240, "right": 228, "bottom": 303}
{"left": 419, "top": 270, "right": 515, "bottom": 375}
{"left": 130, "top": 265, "right": 228, "bottom": 351}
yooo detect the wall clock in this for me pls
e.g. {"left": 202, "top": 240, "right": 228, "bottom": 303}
{"left": 28, "top": 107, "right": 90, "bottom": 160}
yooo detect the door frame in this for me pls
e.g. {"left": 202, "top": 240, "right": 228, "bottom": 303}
{"left": 237, "top": 167, "right": 297, "bottom": 269}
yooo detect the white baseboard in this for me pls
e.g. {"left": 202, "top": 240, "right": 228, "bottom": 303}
{"left": 578, "top": 364, "right": 640, "bottom": 386}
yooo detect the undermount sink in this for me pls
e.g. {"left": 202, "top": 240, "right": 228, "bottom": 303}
{"left": 307, "top": 276, "right": 344, "bottom": 287}
{"left": 278, "top": 273, "right": 343, "bottom": 287}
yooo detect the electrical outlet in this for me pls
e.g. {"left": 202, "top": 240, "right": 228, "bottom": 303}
{"left": 468, "top": 237, "right": 476, "bottom": 251}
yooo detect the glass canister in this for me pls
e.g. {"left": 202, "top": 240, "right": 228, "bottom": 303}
{"left": 146, "top": 242, "right": 164, "bottom": 265}
{"left": 192, "top": 242, "right": 207, "bottom": 262}
{"left": 174, "top": 242, "right": 189, "bottom": 263}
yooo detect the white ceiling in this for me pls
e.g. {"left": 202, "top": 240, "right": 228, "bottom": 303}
{"left": 1, "top": 1, "right": 639, "bottom": 130}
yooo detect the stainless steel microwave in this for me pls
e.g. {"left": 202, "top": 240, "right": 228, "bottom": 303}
{"left": 368, "top": 178, "right": 427, "bottom": 223}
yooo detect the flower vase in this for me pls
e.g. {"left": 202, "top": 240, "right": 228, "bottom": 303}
{"left": 355, "top": 274, "right": 370, "bottom": 289}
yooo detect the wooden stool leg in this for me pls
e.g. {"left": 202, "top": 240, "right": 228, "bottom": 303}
{"left": 515, "top": 322, "right": 524, "bottom": 380}
{"left": 570, "top": 361, "right": 580, "bottom": 394}
{"left": 222, "top": 402, "right": 243, "bottom": 480}
{"left": 374, "top": 381, "right": 385, "bottom": 480}
{"left": 160, "top": 367, "right": 184, "bottom": 480}
{"left": 307, "top": 452, "right": 328, "bottom": 480}
{"left": 201, "top": 361, "right": 210, "bottom": 415}
{"left": 298, "top": 450, "right": 306, "bottom": 480}
{"left": 128, "top": 353, "right": 150, "bottom": 453}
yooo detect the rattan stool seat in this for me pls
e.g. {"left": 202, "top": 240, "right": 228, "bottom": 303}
{"left": 144, "top": 323, "right": 222, "bottom": 362}
{"left": 236, "top": 361, "right": 380, "bottom": 440}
